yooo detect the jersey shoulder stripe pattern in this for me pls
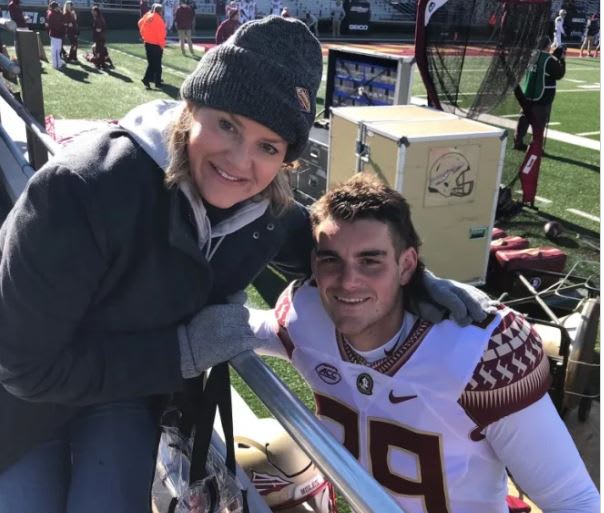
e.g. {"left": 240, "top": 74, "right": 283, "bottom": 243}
{"left": 459, "top": 309, "right": 551, "bottom": 436}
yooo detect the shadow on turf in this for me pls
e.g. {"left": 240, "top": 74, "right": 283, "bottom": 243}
{"left": 104, "top": 68, "right": 133, "bottom": 82}
{"left": 60, "top": 66, "right": 91, "bottom": 83}
{"left": 543, "top": 151, "right": 600, "bottom": 174}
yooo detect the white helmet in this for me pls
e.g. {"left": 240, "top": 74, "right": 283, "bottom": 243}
{"left": 428, "top": 151, "right": 474, "bottom": 198}
{"left": 235, "top": 419, "right": 338, "bottom": 513}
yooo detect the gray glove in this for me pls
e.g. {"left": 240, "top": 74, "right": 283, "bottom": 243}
{"left": 417, "top": 271, "right": 498, "bottom": 326}
{"left": 178, "top": 304, "right": 262, "bottom": 379}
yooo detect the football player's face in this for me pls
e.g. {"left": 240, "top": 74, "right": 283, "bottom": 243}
{"left": 311, "top": 218, "right": 417, "bottom": 351}
{"left": 187, "top": 106, "right": 288, "bottom": 209}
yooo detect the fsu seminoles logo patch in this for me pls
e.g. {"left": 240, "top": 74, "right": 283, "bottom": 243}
{"left": 356, "top": 373, "right": 373, "bottom": 395}
{"left": 296, "top": 87, "right": 312, "bottom": 113}
{"left": 251, "top": 471, "right": 293, "bottom": 495}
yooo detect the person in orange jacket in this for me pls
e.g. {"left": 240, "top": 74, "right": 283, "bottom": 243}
{"left": 138, "top": 3, "right": 166, "bottom": 89}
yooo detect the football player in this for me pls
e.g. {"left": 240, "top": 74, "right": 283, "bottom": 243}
{"left": 246, "top": 174, "right": 599, "bottom": 513}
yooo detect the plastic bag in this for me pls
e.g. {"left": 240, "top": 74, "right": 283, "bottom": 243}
{"left": 157, "top": 427, "right": 245, "bottom": 513}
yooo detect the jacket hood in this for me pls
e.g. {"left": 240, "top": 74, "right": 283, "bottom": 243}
{"left": 119, "top": 99, "right": 181, "bottom": 171}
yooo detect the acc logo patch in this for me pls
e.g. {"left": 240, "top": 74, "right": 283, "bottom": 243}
{"left": 296, "top": 87, "right": 312, "bottom": 113}
{"left": 315, "top": 363, "right": 341, "bottom": 385}
{"left": 356, "top": 373, "right": 373, "bottom": 395}
{"left": 251, "top": 471, "right": 293, "bottom": 495}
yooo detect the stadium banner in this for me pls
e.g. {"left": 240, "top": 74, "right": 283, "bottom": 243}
{"left": 345, "top": 0, "right": 371, "bottom": 33}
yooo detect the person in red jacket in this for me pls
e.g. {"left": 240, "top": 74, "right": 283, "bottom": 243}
{"left": 215, "top": 7, "right": 240, "bottom": 44}
{"left": 138, "top": 3, "right": 166, "bottom": 88}
{"left": 175, "top": 0, "right": 195, "bottom": 56}
{"left": 8, "top": 0, "right": 28, "bottom": 28}
{"left": 47, "top": 1, "right": 65, "bottom": 69}
{"left": 63, "top": 1, "right": 79, "bottom": 62}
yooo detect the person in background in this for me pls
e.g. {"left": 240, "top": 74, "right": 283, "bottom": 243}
{"left": 139, "top": 3, "right": 166, "bottom": 88}
{"left": 514, "top": 36, "right": 566, "bottom": 152}
{"left": 0, "top": 15, "right": 484, "bottom": 513}
{"left": 140, "top": 0, "right": 150, "bottom": 17}
{"left": 226, "top": 0, "right": 239, "bottom": 18}
{"left": 304, "top": 10, "right": 319, "bottom": 37}
{"left": 215, "top": 0, "right": 226, "bottom": 27}
{"left": 63, "top": 0, "right": 78, "bottom": 62}
{"left": 175, "top": 0, "right": 195, "bottom": 56}
{"left": 47, "top": 1, "right": 65, "bottom": 69}
{"left": 8, "top": 0, "right": 29, "bottom": 28}
{"left": 580, "top": 13, "right": 599, "bottom": 57}
{"left": 188, "top": 0, "right": 196, "bottom": 34}
{"left": 162, "top": 0, "right": 176, "bottom": 32}
{"left": 215, "top": 7, "right": 240, "bottom": 44}
{"left": 552, "top": 9, "right": 566, "bottom": 49}
{"left": 331, "top": 0, "right": 345, "bottom": 37}
{"left": 280, "top": 6, "right": 290, "bottom": 17}
{"left": 90, "top": 5, "right": 112, "bottom": 69}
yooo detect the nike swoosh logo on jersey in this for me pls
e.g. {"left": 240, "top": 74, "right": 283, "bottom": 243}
{"left": 388, "top": 391, "right": 418, "bottom": 404}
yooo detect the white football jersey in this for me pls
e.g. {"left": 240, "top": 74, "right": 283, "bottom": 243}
{"left": 271, "top": 280, "right": 551, "bottom": 513}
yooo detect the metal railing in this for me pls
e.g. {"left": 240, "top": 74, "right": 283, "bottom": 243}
{"left": 231, "top": 351, "right": 406, "bottom": 513}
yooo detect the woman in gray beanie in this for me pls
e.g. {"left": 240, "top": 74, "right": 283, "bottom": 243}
{"left": 0, "top": 15, "right": 487, "bottom": 513}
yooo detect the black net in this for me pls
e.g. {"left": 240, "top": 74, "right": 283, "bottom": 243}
{"left": 418, "top": 0, "right": 551, "bottom": 118}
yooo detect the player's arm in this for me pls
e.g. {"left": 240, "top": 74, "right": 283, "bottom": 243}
{"left": 462, "top": 310, "right": 599, "bottom": 512}
{"left": 247, "top": 306, "right": 288, "bottom": 359}
{"left": 246, "top": 280, "right": 304, "bottom": 360}
{"left": 485, "top": 395, "right": 599, "bottom": 512}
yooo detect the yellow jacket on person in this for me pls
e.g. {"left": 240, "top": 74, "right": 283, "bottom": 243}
{"left": 138, "top": 12, "right": 166, "bottom": 48}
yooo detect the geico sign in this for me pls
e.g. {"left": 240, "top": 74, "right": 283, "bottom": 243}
{"left": 349, "top": 23, "right": 368, "bottom": 30}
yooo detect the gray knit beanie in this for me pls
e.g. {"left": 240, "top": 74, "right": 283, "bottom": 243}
{"left": 180, "top": 15, "right": 322, "bottom": 162}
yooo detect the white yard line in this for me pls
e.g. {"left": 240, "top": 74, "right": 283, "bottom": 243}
{"left": 563, "top": 78, "right": 586, "bottom": 83}
{"left": 410, "top": 96, "right": 600, "bottom": 150}
{"left": 575, "top": 130, "right": 600, "bottom": 136}
{"left": 566, "top": 208, "right": 600, "bottom": 223}
{"left": 516, "top": 191, "right": 553, "bottom": 204}
{"left": 475, "top": 112, "right": 600, "bottom": 151}
{"left": 542, "top": 88, "right": 599, "bottom": 93}
{"left": 502, "top": 113, "right": 521, "bottom": 118}
{"left": 547, "top": 122, "right": 560, "bottom": 126}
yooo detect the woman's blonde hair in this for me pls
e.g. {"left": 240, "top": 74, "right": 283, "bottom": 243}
{"left": 63, "top": 0, "right": 73, "bottom": 13}
{"left": 165, "top": 103, "right": 294, "bottom": 215}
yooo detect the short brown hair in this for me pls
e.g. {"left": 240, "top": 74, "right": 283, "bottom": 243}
{"left": 310, "top": 173, "right": 429, "bottom": 306}
{"left": 310, "top": 173, "right": 421, "bottom": 253}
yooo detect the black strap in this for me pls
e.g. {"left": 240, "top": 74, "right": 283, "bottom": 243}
{"left": 189, "top": 362, "right": 236, "bottom": 481}
{"left": 185, "top": 362, "right": 248, "bottom": 513}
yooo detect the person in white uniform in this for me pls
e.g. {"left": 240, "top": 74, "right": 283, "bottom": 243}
{"left": 244, "top": 174, "right": 600, "bottom": 513}
{"left": 553, "top": 9, "right": 566, "bottom": 48}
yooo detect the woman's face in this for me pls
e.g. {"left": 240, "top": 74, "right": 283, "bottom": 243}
{"left": 187, "top": 106, "right": 288, "bottom": 209}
